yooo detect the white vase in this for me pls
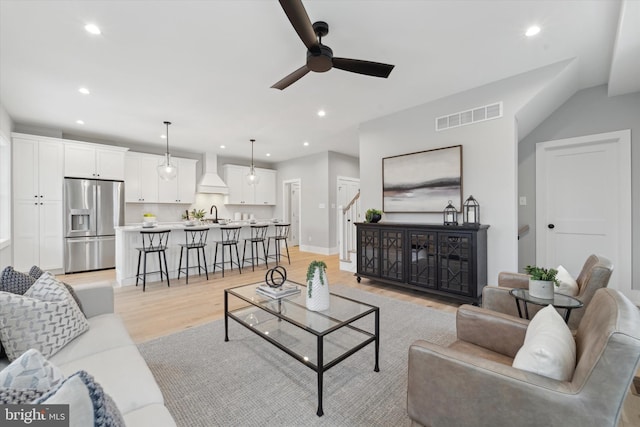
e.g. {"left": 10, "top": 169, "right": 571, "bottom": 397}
{"left": 529, "top": 279, "right": 554, "bottom": 299}
{"left": 306, "top": 268, "right": 330, "bottom": 311}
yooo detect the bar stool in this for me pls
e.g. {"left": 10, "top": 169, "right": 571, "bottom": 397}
{"left": 177, "top": 227, "right": 209, "bottom": 284}
{"left": 267, "top": 223, "right": 291, "bottom": 265}
{"left": 135, "top": 229, "right": 171, "bottom": 292}
{"left": 212, "top": 226, "right": 242, "bottom": 277}
{"left": 242, "top": 224, "right": 269, "bottom": 272}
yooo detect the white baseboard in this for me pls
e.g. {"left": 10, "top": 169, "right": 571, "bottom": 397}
{"left": 298, "top": 245, "right": 339, "bottom": 255}
{"left": 339, "top": 260, "right": 356, "bottom": 272}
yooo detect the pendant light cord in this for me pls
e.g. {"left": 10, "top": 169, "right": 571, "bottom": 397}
{"left": 250, "top": 139, "right": 255, "bottom": 172}
{"left": 164, "top": 121, "right": 171, "bottom": 155}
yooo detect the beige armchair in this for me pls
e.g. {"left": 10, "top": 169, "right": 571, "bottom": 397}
{"left": 482, "top": 254, "right": 613, "bottom": 330}
{"left": 407, "top": 288, "right": 640, "bottom": 427}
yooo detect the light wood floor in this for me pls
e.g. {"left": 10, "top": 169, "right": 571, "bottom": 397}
{"left": 56, "top": 246, "right": 640, "bottom": 426}
{"left": 57, "top": 247, "right": 459, "bottom": 344}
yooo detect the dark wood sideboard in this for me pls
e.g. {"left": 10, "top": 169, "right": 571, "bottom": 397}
{"left": 355, "top": 222, "right": 489, "bottom": 305}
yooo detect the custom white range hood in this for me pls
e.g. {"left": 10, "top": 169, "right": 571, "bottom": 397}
{"left": 197, "top": 153, "right": 228, "bottom": 194}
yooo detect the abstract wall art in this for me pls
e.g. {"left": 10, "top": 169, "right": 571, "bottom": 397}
{"left": 382, "top": 145, "right": 462, "bottom": 213}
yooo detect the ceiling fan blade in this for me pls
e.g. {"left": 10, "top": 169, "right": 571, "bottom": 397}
{"left": 271, "top": 65, "right": 311, "bottom": 90}
{"left": 278, "top": 0, "right": 317, "bottom": 49}
{"left": 332, "top": 58, "right": 395, "bottom": 78}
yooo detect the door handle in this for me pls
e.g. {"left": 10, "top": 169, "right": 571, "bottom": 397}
{"left": 548, "top": 224, "right": 555, "bottom": 229}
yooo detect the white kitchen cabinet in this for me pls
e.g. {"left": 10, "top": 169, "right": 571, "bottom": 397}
{"left": 223, "top": 164, "right": 276, "bottom": 205}
{"left": 64, "top": 142, "right": 128, "bottom": 180}
{"left": 13, "top": 137, "right": 64, "bottom": 200}
{"left": 223, "top": 165, "right": 251, "bottom": 205}
{"left": 125, "top": 153, "right": 160, "bottom": 203}
{"left": 255, "top": 168, "right": 277, "bottom": 205}
{"left": 12, "top": 134, "right": 64, "bottom": 271}
{"left": 176, "top": 158, "right": 197, "bottom": 204}
{"left": 158, "top": 157, "right": 197, "bottom": 204}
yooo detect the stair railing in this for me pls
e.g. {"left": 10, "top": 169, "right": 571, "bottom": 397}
{"left": 338, "top": 191, "right": 360, "bottom": 262}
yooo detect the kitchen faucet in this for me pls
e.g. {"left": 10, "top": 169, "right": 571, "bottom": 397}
{"left": 210, "top": 205, "right": 218, "bottom": 223}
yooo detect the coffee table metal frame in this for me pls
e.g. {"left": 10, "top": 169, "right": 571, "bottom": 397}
{"left": 224, "top": 281, "right": 380, "bottom": 417}
{"left": 509, "top": 288, "right": 584, "bottom": 323}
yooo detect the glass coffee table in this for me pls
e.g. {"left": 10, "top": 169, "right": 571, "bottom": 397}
{"left": 509, "top": 288, "right": 584, "bottom": 323}
{"left": 224, "top": 281, "right": 380, "bottom": 417}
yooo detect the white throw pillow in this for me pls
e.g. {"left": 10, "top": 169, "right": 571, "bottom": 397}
{"left": 0, "top": 348, "right": 64, "bottom": 391}
{"left": 0, "top": 272, "right": 89, "bottom": 360}
{"left": 555, "top": 265, "right": 579, "bottom": 296}
{"left": 34, "top": 370, "right": 126, "bottom": 427}
{"left": 512, "top": 305, "right": 576, "bottom": 381}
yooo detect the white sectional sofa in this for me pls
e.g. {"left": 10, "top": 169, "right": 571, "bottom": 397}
{"left": 0, "top": 281, "right": 176, "bottom": 426}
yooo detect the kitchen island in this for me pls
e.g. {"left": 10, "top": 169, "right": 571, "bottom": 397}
{"left": 115, "top": 221, "right": 279, "bottom": 286}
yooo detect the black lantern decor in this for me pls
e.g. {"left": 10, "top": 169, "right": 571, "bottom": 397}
{"left": 463, "top": 195, "right": 480, "bottom": 225}
{"left": 443, "top": 200, "right": 458, "bottom": 226}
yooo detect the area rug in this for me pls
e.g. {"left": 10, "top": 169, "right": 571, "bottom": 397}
{"left": 137, "top": 285, "right": 457, "bottom": 427}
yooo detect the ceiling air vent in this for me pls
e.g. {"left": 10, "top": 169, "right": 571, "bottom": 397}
{"left": 435, "top": 102, "right": 503, "bottom": 131}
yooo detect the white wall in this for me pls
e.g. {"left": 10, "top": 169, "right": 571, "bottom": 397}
{"left": 276, "top": 152, "right": 330, "bottom": 251}
{"left": 274, "top": 151, "right": 359, "bottom": 254}
{"left": 0, "top": 100, "right": 14, "bottom": 268}
{"left": 358, "top": 61, "right": 574, "bottom": 283}
{"left": 518, "top": 85, "right": 640, "bottom": 287}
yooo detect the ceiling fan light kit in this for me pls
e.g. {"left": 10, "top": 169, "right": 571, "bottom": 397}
{"left": 158, "top": 121, "right": 178, "bottom": 181}
{"left": 272, "top": 0, "right": 395, "bottom": 90}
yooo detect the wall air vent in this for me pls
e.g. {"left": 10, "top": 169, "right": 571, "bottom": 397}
{"left": 435, "top": 102, "right": 503, "bottom": 131}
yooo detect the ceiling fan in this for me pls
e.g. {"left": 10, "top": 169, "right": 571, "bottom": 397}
{"left": 271, "top": 0, "right": 395, "bottom": 90}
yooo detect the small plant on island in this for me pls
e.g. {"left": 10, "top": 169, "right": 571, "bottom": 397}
{"left": 190, "top": 209, "right": 206, "bottom": 220}
{"left": 306, "top": 260, "right": 328, "bottom": 298}
{"left": 143, "top": 213, "right": 155, "bottom": 218}
{"left": 365, "top": 208, "right": 382, "bottom": 223}
{"left": 524, "top": 265, "right": 559, "bottom": 286}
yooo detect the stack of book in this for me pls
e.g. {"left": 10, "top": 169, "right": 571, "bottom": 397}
{"left": 256, "top": 283, "right": 301, "bottom": 299}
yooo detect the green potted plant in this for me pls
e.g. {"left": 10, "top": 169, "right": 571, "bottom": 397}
{"left": 365, "top": 208, "right": 382, "bottom": 223}
{"left": 306, "top": 260, "right": 329, "bottom": 311}
{"left": 524, "top": 265, "right": 559, "bottom": 299}
{"left": 142, "top": 212, "right": 156, "bottom": 225}
{"left": 190, "top": 209, "right": 206, "bottom": 221}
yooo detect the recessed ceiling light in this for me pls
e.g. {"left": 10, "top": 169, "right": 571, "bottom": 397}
{"left": 303, "top": 141, "right": 309, "bottom": 146}
{"left": 525, "top": 25, "right": 541, "bottom": 37}
{"left": 84, "top": 24, "right": 101, "bottom": 35}
{"left": 266, "top": 153, "right": 271, "bottom": 157}
{"left": 220, "top": 145, "right": 226, "bottom": 149}
{"left": 78, "top": 87, "right": 90, "bottom": 95}
{"left": 160, "top": 134, "right": 166, "bottom": 139}
{"left": 317, "top": 110, "right": 326, "bottom": 117}
{"left": 76, "top": 120, "right": 84, "bottom": 125}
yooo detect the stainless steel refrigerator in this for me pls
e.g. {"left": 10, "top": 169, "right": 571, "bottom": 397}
{"left": 64, "top": 178, "right": 125, "bottom": 273}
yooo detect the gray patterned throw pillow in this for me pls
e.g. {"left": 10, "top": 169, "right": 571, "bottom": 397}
{"left": 0, "top": 266, "right": 36, "bottom": 294}
{"left": 28, "top": 265, "right": 45, "bottom": 279}
{"left": 0, "top": 267, "right": 37, "bottom": 358}
{"left": 0, "top": 272, "right": 89, "bottom": 361}
{"left": 28, "top": 265, "right": 85, "bottom": 316}
{"left": 0, "top": 387, "right": 45, "bottom": 404}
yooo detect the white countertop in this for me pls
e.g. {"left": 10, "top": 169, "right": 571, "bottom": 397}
{"left": 116, "top": 220, "right": 281, "bottom": 232}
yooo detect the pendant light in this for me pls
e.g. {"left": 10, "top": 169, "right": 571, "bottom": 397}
{"left": 246, "top": 138, "right": 260, "bottom": 185}
{"left": 158, "top": 121, "right": 178, "bottom": 181}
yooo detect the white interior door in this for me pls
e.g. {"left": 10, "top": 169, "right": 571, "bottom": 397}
{"left": 282, "top": 179, "right": 301, "bottom": 247}
{"left": 289, "top": 182, "right": 300, "bottom": 246}
{"left": 536, "top": 130, "right": 633, "bottom": 303}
